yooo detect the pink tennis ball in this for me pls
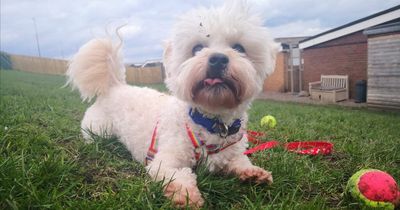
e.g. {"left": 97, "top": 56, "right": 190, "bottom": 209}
{"left": 346, "top": 169, "right": 400, "bottom": 209}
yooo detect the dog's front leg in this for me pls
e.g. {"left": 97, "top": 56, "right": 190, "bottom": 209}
{"left": 146, "top": 156, "right": 204, "bottom": 208}
{"left": 225, "top": 154, "right": 273, "bottom": 184}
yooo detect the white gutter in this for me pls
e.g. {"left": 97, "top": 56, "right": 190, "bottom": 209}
{"left": 299, "top": 8, "right": 400, "bottom": 49}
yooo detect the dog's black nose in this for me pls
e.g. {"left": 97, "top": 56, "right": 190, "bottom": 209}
{"left": 208, "top": 53, "right": 229, "bottom": 71}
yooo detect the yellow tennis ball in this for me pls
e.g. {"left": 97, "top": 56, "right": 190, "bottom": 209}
{"left": 260, "top": 115, "right": 277, "bottom": 128}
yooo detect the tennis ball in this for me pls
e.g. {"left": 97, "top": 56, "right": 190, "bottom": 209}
{"left": 346, "top": 169, "right": 400, "bottom": 210}
{"left": 260, "top": 115, "right": 277, "bottom": 128}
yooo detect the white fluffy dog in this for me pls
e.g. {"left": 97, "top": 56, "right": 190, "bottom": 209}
{"left": 67, "top": 1, "right": 277, "bottom": 208}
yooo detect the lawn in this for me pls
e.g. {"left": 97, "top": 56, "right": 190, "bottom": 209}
{"left": 1, "top": 70, "right": 399, "bottom": 209}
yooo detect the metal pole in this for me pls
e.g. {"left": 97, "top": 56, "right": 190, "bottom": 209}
{"left": 299, "top": 50, "right": 303, "bottom": 92}
{"left": 32, "top": 18, "right": 41, "bottom": 57}
{"left": 290, "top": 45, "right": 294, "bottom": 94}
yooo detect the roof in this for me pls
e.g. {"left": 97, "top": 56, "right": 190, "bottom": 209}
{"left": 274, "top": 36, "right": 310, "bottom": 52}
{"left": 299, "top": 5, "right": 400, "bottom": 49}
{"left": 275, "top": 36, "right": 310, "bottom": 52}
{"left": 364, "top": 21, "right": 400, "bottom": 35}
{"left": 275, "top": 36, "right": 310, "bottom": 45}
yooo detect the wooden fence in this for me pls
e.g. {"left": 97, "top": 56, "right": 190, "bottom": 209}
{"left": 6, "top": 53, "right": 164, "bottom": 84}
{"left": 9, "top": 54, "right": 68, "bottom": 75}
{"left": 126, "top": 66, "right": 164, "bottom": 84}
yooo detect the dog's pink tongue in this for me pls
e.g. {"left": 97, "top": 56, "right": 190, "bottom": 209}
{"left": 204, "top": 78, "right": 223, "bottom": 86}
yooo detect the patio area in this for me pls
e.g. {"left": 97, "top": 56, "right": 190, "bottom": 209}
{"left": 257, "top": 91, "right": 368, "bottom": 108}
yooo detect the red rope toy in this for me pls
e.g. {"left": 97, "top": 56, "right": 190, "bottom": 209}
{"left": 244, "top": 130, "right": 333, "bottom": 156}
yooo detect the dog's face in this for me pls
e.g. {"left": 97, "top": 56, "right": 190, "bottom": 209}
{"left": 164, "top": 2, "right": 278, "bottom": 113}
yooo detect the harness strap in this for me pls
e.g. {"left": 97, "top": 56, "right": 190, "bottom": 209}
{"left": 185, "top": 123, "right": 205, "bottom": 161}
{"left": 185, "top": 123, "right": 241, "bottom": 160}
{"left": 145, "top": 122, "right": 159, "bottom": 165}
{"left": 185, "top": 123, "right": 204, "bottom": 148}
{"left": 145, "top": 122, "right": 241, "bottom": 165}
{"left": 206, "top": 141, "right": 238, "bottom": 155}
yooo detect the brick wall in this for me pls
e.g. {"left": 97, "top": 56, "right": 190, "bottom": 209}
{"left": 263, "top": 52, "right": 287, "bottom": 92}
{"left": 302, "top": 31, "right": 368, "bottom": 98}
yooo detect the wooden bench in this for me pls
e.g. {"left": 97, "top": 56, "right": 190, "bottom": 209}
{"left": 309, "top": 75, "right": 349, "bottom": 102}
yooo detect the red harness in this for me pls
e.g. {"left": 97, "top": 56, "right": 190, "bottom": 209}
{"left": 145, "top": 122, "right": 241, "bottom": 165}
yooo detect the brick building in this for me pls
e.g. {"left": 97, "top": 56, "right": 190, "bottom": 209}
{"left": 263, "top": 37, "right": 309, "bottom": 93}
{"left": 299, "top": 5, "right": 400, "bottom": 99}
{"left": 263, "top": 51, "right": 287, "bottom": 92}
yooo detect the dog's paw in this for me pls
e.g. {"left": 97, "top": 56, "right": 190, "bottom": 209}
{"left": 164, "top": 181, "right": 204, "bottom": 208}
{"left": 238, "top": 166, "right": 273, "bottom": 184}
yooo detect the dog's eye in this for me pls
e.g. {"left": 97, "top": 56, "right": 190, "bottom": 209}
{"left": 192, "top": 44, "right": 204, "bottom": 56}
{"left": 232, "top": 44, "right": 245, "bottom": 53}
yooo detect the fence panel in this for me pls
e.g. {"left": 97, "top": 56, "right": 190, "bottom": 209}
{"left": 6, "top": 53, "right": 163, "bottom": 84}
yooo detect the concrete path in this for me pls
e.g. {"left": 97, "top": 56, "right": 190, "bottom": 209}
{"left": 257, "top": 92, "right": 368, "bottom": 108}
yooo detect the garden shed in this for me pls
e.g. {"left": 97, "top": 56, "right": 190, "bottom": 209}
{"left": 364, "top": 22, "right": 400, "bottom": 109}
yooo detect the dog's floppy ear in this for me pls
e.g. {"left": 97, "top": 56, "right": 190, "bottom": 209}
{"left": 162, "top": 40, "right": 172, "bottom": 77}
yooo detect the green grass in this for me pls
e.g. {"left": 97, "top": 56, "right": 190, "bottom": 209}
{"left": 1, "top": 70, "right": 399, "bottom": 209}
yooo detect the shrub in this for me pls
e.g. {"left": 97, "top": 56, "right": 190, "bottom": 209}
{"left": 0, "top": 51, "right": 12, "bottom": 70}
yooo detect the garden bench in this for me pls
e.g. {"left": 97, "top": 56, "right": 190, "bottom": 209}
{"left": 309, "top": 75, "right": 349, "bottom": 102}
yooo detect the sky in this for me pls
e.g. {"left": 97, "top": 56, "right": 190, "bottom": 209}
{"left": 1, "top": 0, "right": 399, "bottom": 63}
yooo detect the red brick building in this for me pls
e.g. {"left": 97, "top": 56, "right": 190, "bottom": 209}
{"left": 263, "top": 52, "right": 287, "bottom": 92}
{"left": 299, "top": 6, "right": 400, "bottom": 99}
{"left": 263, "top": 37, "right": 309, "bottom": 93}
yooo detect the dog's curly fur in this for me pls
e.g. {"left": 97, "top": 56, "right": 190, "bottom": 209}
{"left": 67, "top": 1, "right": 278, "bottom": 208}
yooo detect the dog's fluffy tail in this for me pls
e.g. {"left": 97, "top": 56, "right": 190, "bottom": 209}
{"left": 66, "top": 38, "right": 126, "bottom": 101}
